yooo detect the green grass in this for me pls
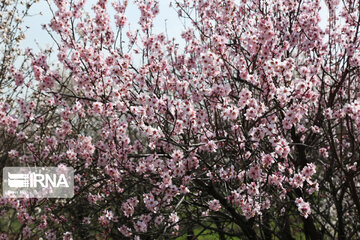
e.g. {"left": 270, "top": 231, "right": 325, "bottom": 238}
{"left": 176, "top": 227, "right": 242, "bottom": 240}
{"left": 0, "top": 209, "right": 22, "bottom": 238}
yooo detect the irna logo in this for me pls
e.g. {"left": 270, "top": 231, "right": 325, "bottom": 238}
{"left": 7, "top": 172, "right": 69, "bottom": 188}
{"left": 3, "top": 167, "right": 74, "bottom": 198}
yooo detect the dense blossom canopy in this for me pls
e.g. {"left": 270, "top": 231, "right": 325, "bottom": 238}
{"left": 1, "top": 0, "right": 360, "bottom": 239}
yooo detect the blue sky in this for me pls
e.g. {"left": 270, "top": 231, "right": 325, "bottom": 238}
{"left": 21, "top": 0, "right": 186, "bottom": 52}
{"left": 21, "top": 0, "right": 329, "bottom": 53}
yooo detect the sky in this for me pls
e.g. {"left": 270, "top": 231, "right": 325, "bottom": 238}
{"left": 21, "top": 0, "right": 329, "bottom": 54}
{"left": 21, "top": 0, "right": 186, "bottom": 52}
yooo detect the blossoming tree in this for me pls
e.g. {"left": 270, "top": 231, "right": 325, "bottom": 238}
{"left": 1, "top": 0, "right": 360, "bottom": 239}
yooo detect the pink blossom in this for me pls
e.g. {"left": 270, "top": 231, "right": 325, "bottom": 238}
{"left": 169, "top": 212, "right": 179, "bottom": 223}
{"left": 295, "top": 198, "right": 311, "bottom": 219}
{"left": 118, "top": 225, "right": 132, "bottom": 237}
{"left": 208, "top": 199, "right": 221, "bottom": 212}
